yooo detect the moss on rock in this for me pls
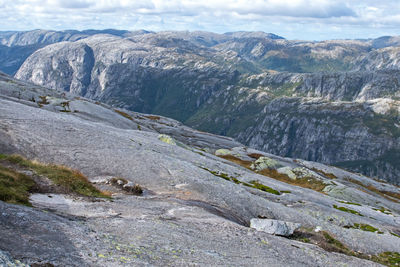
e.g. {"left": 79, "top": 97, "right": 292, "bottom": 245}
{"left": 344, "top": 223, "right": 384, "bottom": 234}
{"left": 0, "top": 164, "right": 35, "bottom": 206}
{"left": 333, "top": 205, "right": 363, "bottom": 216}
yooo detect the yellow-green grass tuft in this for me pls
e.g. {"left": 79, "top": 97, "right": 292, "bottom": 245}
{"left": 0, "top": 154, "right": 109, "bottom": 199}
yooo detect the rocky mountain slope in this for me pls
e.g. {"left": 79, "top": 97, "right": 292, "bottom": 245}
{"left": 0, "top": 29, "right": 148, "bottom": 75}
{"left": 187, "top": 72, "right": 400, "bottom": 184}
{"left": 2, "top": 30, "right": 400, "bottom": 184}
{"left": 1, "top": 73, "right": 400, "bottom": 266}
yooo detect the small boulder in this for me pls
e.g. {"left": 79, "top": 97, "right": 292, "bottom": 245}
{"left": 251, "top": 157, "right": 282, "bottom": 171}
{"left": 314, "top": 226, "right": 322, "bottom": 233}
{"left": 277, "top": 166, "right": 297, "bottom": 180}
{"left": 250, "top": 219, "right": 301, "bottom": 236}
{"left": 117, "top": 179, "right": 125, "bottom": 186}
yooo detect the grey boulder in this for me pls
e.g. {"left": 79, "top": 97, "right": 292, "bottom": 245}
{"left": 250, "top": 219, "right": 301, "bottom": 236}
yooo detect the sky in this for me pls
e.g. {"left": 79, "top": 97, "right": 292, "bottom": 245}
{"left": 1, "top": 0, "right": 400, "bottom": 40}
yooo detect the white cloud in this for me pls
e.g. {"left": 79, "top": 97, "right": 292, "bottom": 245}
{"left": 1, "top": 0, "right": 400, "bottom": 40}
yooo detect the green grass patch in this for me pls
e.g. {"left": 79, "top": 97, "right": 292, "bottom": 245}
{"left": 292, "top": 228, "right": 352, "bottom": 254}
{"left": 391, "top": 232, "right": 400, "bottom": 238}
{"left": 0, "top": 154, "right": 109, "bottom": 199}
{"left": 203, "top": 168, "right": 230, "bottom": 181}
{"left": 297, "top": 237, "right": 311, "bottom": 243}
{"left": 249, "top": 180, "right": 281, "bottom": 195}
{"left": 372, "top": 251, "right": 400, "bottom": 267}
{"left": 333, "top": 204, "right": 363, "bottom": 216}
{"left": 201, "top": 167, "right": 240, "bottom": 183}
{"left": 344, "top": 223, "right": 383, "bottom": 234}
{"left": 293, "top": 227, "right": 400, "bottom": 266}
{"left": 0, "top": 165, "right": 35, "bottom": 206}
{"left": 321, "top": 231, "right": 350, "bottom": 254}
{"left": 201, "top": 166, "right": 281, "bottom": 194}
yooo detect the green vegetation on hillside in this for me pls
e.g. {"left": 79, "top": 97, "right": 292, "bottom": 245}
{"left": 0, "top": 154, "right": 109, "bottom": 205}
{"left": 201, "top": 166, "right": 282, "bottom": 195}
{"left": 333, "top": 204, "right": 363, "bottom": 216}
{"left": 292, "top": 228, "right": 400, "bottom": 266}
{"left": 0, "top": 164, "right": 35, "bottom": 206}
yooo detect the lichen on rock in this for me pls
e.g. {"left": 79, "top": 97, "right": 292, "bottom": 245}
{"left": 251, "top": 156, "right": 282, "bottom": 171}
{"left": 158, "top": 134, "right": 177, "bottom": 145}
{"left": 215, "top": 149, "right": 233, "bottom": 156}
{"left": 292, "top": 167, "right": 319, "bottom": 179}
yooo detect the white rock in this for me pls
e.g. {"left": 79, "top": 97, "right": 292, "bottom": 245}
{"left": 277, "top": 166, "right": 297, "bottom": 180}
{"left": 314, "top": 226, "right": 322, "bottom": 233}
{"left": 250, "top": 156, "right": 282, "bottom": 171}
{"left": 250, "top": 219, "right": 301, "bottom": 236}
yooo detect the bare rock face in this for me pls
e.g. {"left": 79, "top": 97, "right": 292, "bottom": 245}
{"left": 355, "top": 47, "right": 400, "bottom": 71}
{"left": 17, "top": 41, "right": 95, "bottom": 95}
{"left": 0, "top": 29, "right": 133, "bottom": 75}
{"left": 0, "top": 75, "right": 398, "bottom": 266}
{"left": 234, "top": 97, "right": 400, "bottom": 184}
{"left": 250, "top": 219, "right": 301, "bottom": 236}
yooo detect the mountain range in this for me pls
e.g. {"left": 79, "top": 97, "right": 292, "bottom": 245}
{"left": 1, "top": 29, "right": 399, "bottom": 185}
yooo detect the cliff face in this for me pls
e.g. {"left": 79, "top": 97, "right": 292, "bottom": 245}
{"left": 237, "top": 98, "right": 400, "bottom": 184}
{"left": 8, "top": 30, "right": 400, "bottom": 184}
{"left": 186, "top": 78, "right": 400, "bottom": 184}
{"left": 15, "top": 34, "right": 243, "bottom": 121}
{"left": 0, "top": 29, "right": 145, "bottom": 75}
